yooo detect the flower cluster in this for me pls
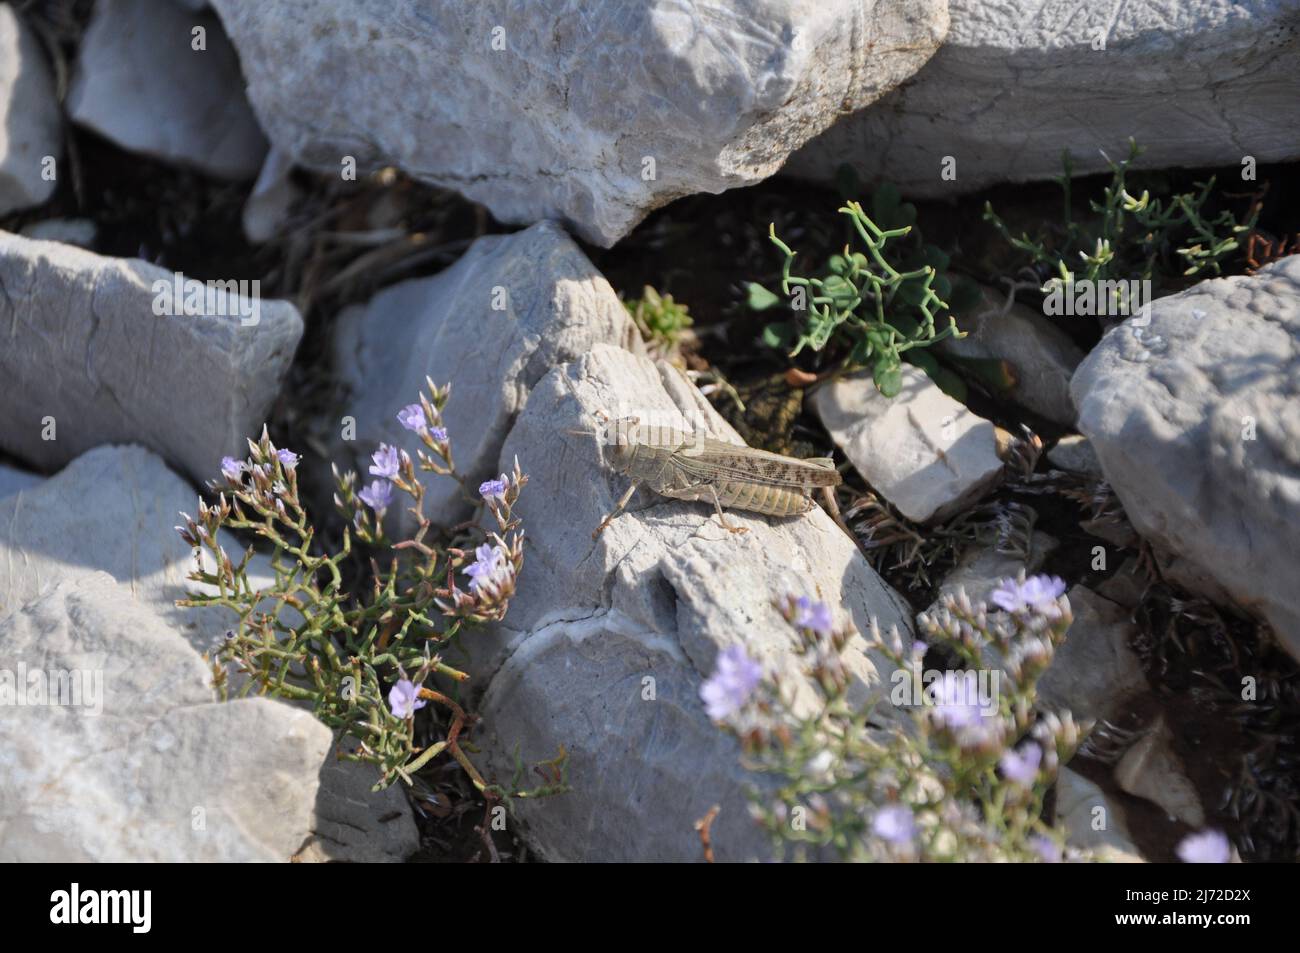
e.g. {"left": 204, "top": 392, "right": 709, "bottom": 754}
{"left": 704, "top": 574, "right": 1104, "bottom": 862}
{"left": 178, "top": 380, "right": 560, "bottom": 798}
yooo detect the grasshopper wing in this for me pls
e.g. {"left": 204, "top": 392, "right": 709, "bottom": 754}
{"left": 670, "top": 436, "right": 842, "bottom": 489}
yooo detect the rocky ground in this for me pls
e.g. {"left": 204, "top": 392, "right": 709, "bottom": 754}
{"left": 1, "top": 0, "right": 1298, "bottom": 863}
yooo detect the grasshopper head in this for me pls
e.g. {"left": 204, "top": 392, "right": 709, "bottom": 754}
{"left": 604, "top": 416, "right": 642, "bottom": 474}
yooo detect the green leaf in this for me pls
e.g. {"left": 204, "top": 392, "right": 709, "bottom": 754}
{"left": 873, "top": 360, "right": 902, "bottom": 397}
{"left": 746, "top": 282, "right": 781, "bottom": 311}
{"left": 762, "top": 321, "right": 795, "bottom": 349}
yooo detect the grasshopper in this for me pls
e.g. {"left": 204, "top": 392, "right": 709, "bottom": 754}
{"left": 580, "top": 415, "right": 844, "bottom": 539}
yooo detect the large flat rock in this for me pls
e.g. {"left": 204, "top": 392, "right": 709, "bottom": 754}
{"left": 471, "top": 344, "right": 915, "bottom": 862}
{"left": 787, "top": 0, "right": 1300, "bottom": 195}
{"left": 0, "top": 573, "right": 332, "bottom": 862}
{"left": 210, "top": 0, "right": 947, "bottom": 245}
{"left": 0, "top": 230, "right": 302, "bottom": 485}
{"left": 0, "top": 445, "right": 260, "bottom": 654}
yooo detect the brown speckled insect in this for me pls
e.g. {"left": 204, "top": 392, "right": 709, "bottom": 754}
{"left": 588, "top": 416, "right": 843, "bottom": 538}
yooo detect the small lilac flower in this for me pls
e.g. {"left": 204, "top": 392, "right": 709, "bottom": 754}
{"left": 1000, "top": 743, "right": 1042, "bottom": 787}
{"left": 479, "top": 476, "right": 508, "bottom": 502}
{"left": 793, "top": 596, "right": 833, "bottom": 635}
{"left": 271, "top": 481, "right": 288, "bottom": 497}
{"left": 358, "top": 479, "right": 393, "bottom": 513}
{"left": 699, "top": 645, "right": 763, "bottom": 721}
{"left": 430, "top": 426, "right": 448, "bottom": 444}
{"left": 465, "top": 543, "right": 508, "bottom": 593}
{"left": 276, "top": 448, "right": 299, "bottom": 470}
{"left": 387, "top": 679, "right": 427, "bottom": 719}
{"left": 1029, "top": 834, "right": 1062, "bottom": 863}
{"left": 369, "top": 443, "right": 402, "bottom": 480}
{"left": 221, "top": 456, "right": 245, "bottom": 482}
{"left": 990, "top": 574, "right": 1067, "bottom": 616}
{"left": 927, "top": 671, "right": 992, "bottom": 730}
{"left": 1177, "top": 829, "right": 1231, "bottom": 864}
{"left": 872, "top": 804, "right": 915, "bottom": 844}
{"left": 396, "top": 403, "right": 427, "bottom": 434}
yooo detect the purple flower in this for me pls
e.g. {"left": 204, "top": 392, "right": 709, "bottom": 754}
{"left": 699, "top": 645, "right": 763, "bottom": 721}
{"left": 1000, "top": 743, "right": 1042, "bottom": 787}
{"left": 1177, "top": 829, "right": 1231, "bottom": 864}
{"left": 465, "top": 543, "right": 508, "bottom": 593}
{"left": 387, "top": 679, "right": 427, "bottom": 719}
{"left": 369, "top": 443, "right": 402, "bottom": 479}
{"left": 396, "top": 403, "right": 427, "bottom": 434}
{"left": 1029, "top": 834, "right": 1062, "bottom": 863}
{"left": 358, "top": 479, "right": 393, "bottom": 513}
{"left": 430, "top": 426, "right": 448, "bottom": 444}
{"left": 793, "top": 596, "right": 833, "bottom": 635}
{"left": 221, "top": 456, "right": 245, "bottom": 482}
{"left": 927, "top": 671, "right": 993, "bottom": 730}
{"left": 276, "top": 448, "right": 299, "bottom": 470}
{"left": 479, "top": 476, "right": 508, "bottom": 502}
{"left": 872, "top": 804, "right": 915, "bottom": 844}
{"left": 990, "top": 574, "right": 1067, "bottom": 616}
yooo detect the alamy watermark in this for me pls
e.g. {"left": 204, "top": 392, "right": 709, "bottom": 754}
{"left": 151, "top": 272, "right": 261, "bottom": 326}
{"left": 1043, "top": 278, "right": 1151, "bottom": 319}
{"left": 889, "top": 667, "right": 1002, "bottom": 716}
{"left": 0, "top": 664, "right": 103, "bottom": 715}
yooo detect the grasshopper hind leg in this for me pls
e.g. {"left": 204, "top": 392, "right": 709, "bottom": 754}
{"left": 594, "top": 481, "right": 640, "bottom": 539}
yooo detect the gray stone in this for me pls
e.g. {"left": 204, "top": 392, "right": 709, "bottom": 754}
{"left": 0, "top": 230, "right": 302, "bottom": 485}
{"left": 787, "top": 0, "right": 1300, "bottom": 197}
{"left": 0, "top": 573, "right": 332, "bottom": 862}
{"left": 0, "top": 446, "right": 422, "bottom": 860}
{"left": 929, "top": 531, "right": 1057, "bottom": 611}
{"left": 19, "top": 217, "right": 98, "bottom": 249}
{"left": 938, "top": 286, "right": 1084, "bottom": 425}
{"left": 1047, "top": 434, "right": 1104, "bottom": 478}
{"left": 0, "top": 460, "right": 41, "bottom": 501}
{"left": 812, "top": 365, "right": 1005, "bottom": 523}
{"left": 68, "top": 0, "right": 267, "bottom": 179}
{"left": 294, "top": 757, "right": 419, "bottom": 863}
{"left": 1094, "top": 557, "right": 1150, "bottom": 610}
{"left": 1038, "top": 586, "right": 1149, "bottom": 726}
{"left": 208, "top": 0, "right": 948, "bottom": 245}
{"left": 0, "top": 445, "right": 262, "bottom": 655}
{"left": 1114, "top": 714, "right": 1205, "bottom": 829}
{"left": 1056, "top": 767, "right": 1145, "bottom": 863}
{"left": 0, "top": 5, "right": 60, "bottom": 214}
{"left": 242, "top": 147, "right": 298, "bottom": 243}
{"left": 1071, "top": 257, "right": 1300, "bottom": 660}
{"left": 334, "top": 221, "right": 642, "bottom": 533}
{"left": 471, "top": 343, "right": 915, "bottom": 862}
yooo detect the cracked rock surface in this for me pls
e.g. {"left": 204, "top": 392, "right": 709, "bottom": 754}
{"left": 209, "top": 0, "right": 947, "bottom": 245}
{"left": 787, "top": 0, "right": 1300, "bottom": 195}
{"left": 1071, "top": 256, "right": 1300, "bottom": 660}
{"left": 468, "top": 344, "right": 914, "bottom": 862}
{"left": 0, "top": 231, "right": 302, "bottom": 485}
{"left": 0, "top": 573, "right": 332, "bottom": 862}
{"left": 334, "top": 221, "right": 642, "bottom": 535}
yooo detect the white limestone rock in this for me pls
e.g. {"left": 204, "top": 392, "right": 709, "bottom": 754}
{"left": 208, "top": 0, "right": 948, "bottom": 245}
